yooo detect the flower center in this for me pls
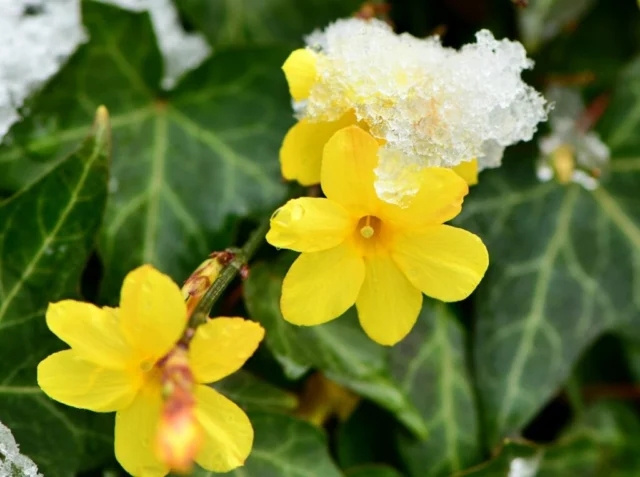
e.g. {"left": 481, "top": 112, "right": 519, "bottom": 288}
{"left": 357, "top": 215, "right": 381, "bottom": 239}
{"left": 552, "top": 144, "right": 575, "bottom": 184}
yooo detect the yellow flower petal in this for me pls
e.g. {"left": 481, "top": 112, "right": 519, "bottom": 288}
{"left": 189, "top": 318, "right": 264, "bottom": 384}
{"left": 45, "top": 300, "right": 131, "bottom": 369}
{"left": 391, "top": 225, "right": 489, "bottom": 302}
{"left": 280, "top": 112, "right": 358, "bottom": 185}
{"left": 115, "top": 380, "right": 168, "bottom": 477}
{"left": 321, "top": 126, "right": 382, "bottom": 216}
{"left": 120, "top": 265, "right": 186, "bottom": 362}
{"left": 282, "top": 48, "right": 317, "bottom": 101}
{"left": 194, "top": 385, "right": 253, "bottom": 473}
{"left": 281, "top": 242, "right": 365, "bottom": 326}
{"left": 452, "top": 158, "right": 479, "bottom": 185}
{"left": 266, "top": 197, "right": 354, "bottom": 253}
{"left": 356, "top": 253, "right": 422, "bottom": 345}
{"left": 37, "top": 350, "right": 140, "bottom": 412}
{"left": 381, "top": 167, "right": 468, "bottom": 229}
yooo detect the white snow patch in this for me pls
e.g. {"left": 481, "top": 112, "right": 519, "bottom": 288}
{"left": 0, "top": 420, "right": 42, "bottom": 477}
{"left": 507, "top": 454, "right": 541, "bottom": 477}
{"left": 0, "top": 0, "right": 211, "bottom": 142}
{"left": 98, "top": 0, "right": 211, "bottom": 89}
{"left": 0, "top": 0, "right": 86, "bottom": 140}
{"left": 299, "top": 19, "right": 548, "bottom": 204}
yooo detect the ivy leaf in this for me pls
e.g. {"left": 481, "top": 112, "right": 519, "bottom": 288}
{"left": 460, "top": 401, "right": 640, "bottom": 476}
{"left": 456, "top": 440, "right": 542, "bottom": 476}
{"left": 391, "top": 301, "right": 482, "bottom": 477}
{"left": 0, "top": 2, "right": 289, "bottom": 300}
{"left": 243, "top": 254, "right": 427, "bottom": 439}
{"left": 539, "top": 401, "right": 640, "bottom": 476}
{"left": 188, "top": 412, "right": 342, "bottom": 477}
{"left": 532, "top": 1, "right": 640, "bottom": 92}
{"left": 213, "top": 370, "right": 298, "bottom": 413}
{"left": 0, "top": 108, "right": 110, "bottom": 476}
{"left": 177, "top": 0, "right": 363, "bottom": 47}
{"left": 517, "top": 0, "right": 596, "bottom": 52}
{"left": 337, "top": 401, "right": 398, "bottom": 469}
{"left": 458, "top": 56, "right": 640, "bottom": 446}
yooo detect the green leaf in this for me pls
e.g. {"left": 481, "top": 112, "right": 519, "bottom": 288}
{"left": 517, "top": 0, "right": 596, "bottom": 52}
{"left": 337, "top": 401, "right": 398, "bottom": 469}
{"left": 458, "top": 55, "right": 640, "bottom": 446}
{"left": 0, "top": 108, "right": 111, "bottom": 476}
{"left": 212, "top": 370, "right": 298, "bottom": 413}
{"left": 457, "top": 440, "right": 541, "bottom": 477}
{"left": 539, "top": 401, "right": 640, "bottom": 476}
{"left": 0, "top": 2, "right": 290, "bottom": 300}
{"left": 623, "top": 339, "right": 640, "bottom": 380}
{"left": 177, "top": 0, "right": 363, "bottom": 47}
{"left": 391, "top": 301, "right": 482, "bottom": 477}
{"left": 243, "top": 253, "right": 427, "bottom": 439}
{"left": 465, "top": 401, "right": 640, "bottom": 477}
{"left": 345, "top": 465, "right": 405, "bottom": 477}
{"left": 188, "top": 412, "right": 342, "bottom": 477}
{"left": 532, "top": 1, "right": 640, "bottom": 92}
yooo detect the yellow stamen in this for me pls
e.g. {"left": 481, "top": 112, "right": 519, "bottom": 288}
{"left": 360, "top": 225, "right": 374, "bottom": 238}
{"left": 553, "top": 144, "right": 575, "bottom": 184}
{"left": 360, "top": 216, "right": 375, "bottom": 238}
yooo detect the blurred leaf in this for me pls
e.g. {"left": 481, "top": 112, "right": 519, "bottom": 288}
{"left": 345, "top": 465, "right": 405, "bottom": 477}
{"left": 189, "top": 412, "right": 342, "bottom": 477}
{"left": 337, "top": 401, "right": 398, "bottom": 469}
{"left": 0, "top": 108, "right": 110, "bottom": 476}
{"left": 458, "top": 53, "right": 640, "bottom": 446}
{"left": 623, "top": 340, "right": 640, "bottom": 381}
{"left": 518, "top": 0, "right": 596, "bottom": 52}
{"left": 539, "top": 401, "right": 640, "bottom": 476}
{"left": 213, "top": 370, "right": 298, "bottom": 413}
{"left": 465, "top": 400, "right": 640, "bottom": 477}
{"left": 244, "top": 254, "right": 427, "bottom": 439}
{"left": 533, "top": 0, "right": 640, "bottom": 92}
{"left": 0, "top": 2, "right": 290, "bottom": 300}
{"left": 177, "top": 0, "right": 362, "bottom": 47}
{"left": 456, "top": 440, "right": 541, "bottom": 476}
{"left": 391, "top": 301, "right": 482, "bottom": 477}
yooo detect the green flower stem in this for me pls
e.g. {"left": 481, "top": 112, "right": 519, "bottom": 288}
{"left": 187, "top": 217, "right": 270, "bottom": 330}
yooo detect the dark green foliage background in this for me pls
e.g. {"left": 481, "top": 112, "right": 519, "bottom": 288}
{"left": 0, "top": 0, "right": 639, "bottom": 476}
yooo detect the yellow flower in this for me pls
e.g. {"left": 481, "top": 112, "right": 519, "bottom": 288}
{"left": 37, "top": 265, "right": 264, "bottom": 477}
{"left": 267, "top": 126, "right": 489, "bottom": 346}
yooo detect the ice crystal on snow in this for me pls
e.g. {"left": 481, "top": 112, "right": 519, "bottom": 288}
{"left": 0, "top": 0, "right": 85, "bottom": 140}
{"left": 0, "top": 421, "right": 41, "bottom": 477}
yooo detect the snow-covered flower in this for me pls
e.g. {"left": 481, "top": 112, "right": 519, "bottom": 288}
{"left": 268, "top": 127, "right": 488, "bottom": 346}
{"left": 281, "top": 18, "right": 548, "bottom": 205}
{"left": 537, "top": 87, "right": 609, "bottom": 190}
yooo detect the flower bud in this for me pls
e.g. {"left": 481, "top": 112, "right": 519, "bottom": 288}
{"left": 156, "top": 347, "right": 202, "bottom": 473}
